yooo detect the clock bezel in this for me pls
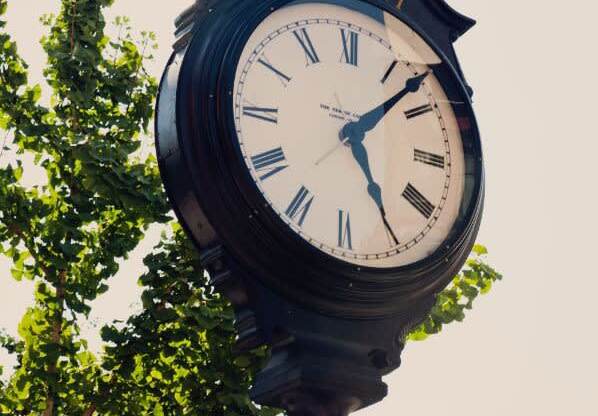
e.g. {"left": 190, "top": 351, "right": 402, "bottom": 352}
{"left": 172, "top": 0, "right": 484, "bottom": 318}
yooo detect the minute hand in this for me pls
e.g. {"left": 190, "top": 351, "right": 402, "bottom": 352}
{"left": 355, "top": 71, "right": 431, "bottom": 133}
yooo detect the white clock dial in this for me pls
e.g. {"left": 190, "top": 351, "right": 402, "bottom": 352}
{"left": 233, "top": 1, "right": 465, "bottom": 268}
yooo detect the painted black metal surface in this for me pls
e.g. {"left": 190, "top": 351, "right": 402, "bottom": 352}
{"left": 157, "top": 0, "right": 484, "bottom": 319}
{"left": 200, "top": 243, "right": 436, "bottom": 414}
{"left": 155, "top": 0, "right": 483, "bottom": 413}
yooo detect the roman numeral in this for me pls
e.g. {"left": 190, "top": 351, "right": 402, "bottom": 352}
{"left": 258, "top": 57, "right": 291, "bottom": 87}
{"left": 293, "top": 28, "right": 320, "bottom": 65}
{"left": 381, "top": 59, "right": 398, "bottom": 84}
{"left": 337, "top": 210, "right": 352, "bottom": 250}
{"left": 243, "top": 106, "right": 278, "bottom": 124}
{"left": 251, "top": 147, "right": 288, "bottom": 181}
{"left": 402, "top": 183, "right": 435, "bottom": 219}
{"left": 404, "top": 104, "right": 434, "bottom": 120}
{"left": 414, "top": 149, "right": 445, "bottom": 169}
{"left": 340, "top": 29, "right": 358, "bottom": 66}
{"left": 286, "top": 186, "right": 314, "bottom": 227}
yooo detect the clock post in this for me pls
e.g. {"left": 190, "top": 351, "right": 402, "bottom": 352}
{"left": 200, "top": 245, "right": 437, "bottom": 415}
{"left": 156, "top": 0, "right": 483, "bottom": 415}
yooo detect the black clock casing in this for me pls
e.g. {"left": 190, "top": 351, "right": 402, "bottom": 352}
{"left": 156, "top": 0, "right": 483, "bottom": 412}
{"left": 157, "top": 0, "right": 483, "bottom": 319}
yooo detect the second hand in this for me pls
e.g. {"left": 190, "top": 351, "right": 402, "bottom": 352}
{"left": 315, "top": 92, "right": 352, "bottom": 166}
{"left": 315, "top": 136, "right": 349, "bottom": 166}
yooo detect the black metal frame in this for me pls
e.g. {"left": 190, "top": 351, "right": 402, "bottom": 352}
{"left": 156, "top": 0, "right": 484, "bottom": 319}
{"left": 156, "top": 0, "right": 484, "bottom": 413}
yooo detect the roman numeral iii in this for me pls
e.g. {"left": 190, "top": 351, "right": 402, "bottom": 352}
{"left": 243, "top": 106, "right": 278, "bottom": 124}
{"left": 402, "top": 183, "right": 435, "bottom": 219}
{"left": 286, "top": 186, "right": 314, "bottom": 227}
{"left": 293, "top": 28, "right": 320, "bottom": 65}
{"left": 340, "top": 29, "right": 358, "bottom": 66}
{"left": 414, "top": 149, "right": 445, "bottom": 169}
{"left": 404, "top": 104, "right": 434, "bottom": 120}
{"left": 337, "top": 210, "right": 353, "bottom": 250}
{"left": 251, "top": 147, "right": 288, "bottom": 181}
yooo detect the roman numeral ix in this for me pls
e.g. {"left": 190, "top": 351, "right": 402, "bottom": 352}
{"left": 286, "top": 186, "right": 314, "bottom": 227}
{"left": 340, "top": 28, "right": 358, "bottom": 66}
{"left": 293, "top": 28, "right": 320, "bottom": 65}
{"left": 404, "top": 104, "right": 434, "bottom": 120}
{"left": 243, "top": 106, "right": 278, "bottom": 124}
{"left": 337, "top": 210, "right": 353, "bottom": 250}
{"left": 402, "top": 183, "right": 435, "bottom": 219}
{"left": 414, "top": 149, "right": 445, "bottom": 169}
{"left": 251, "top": 147, "right": 288, "bottom": 181}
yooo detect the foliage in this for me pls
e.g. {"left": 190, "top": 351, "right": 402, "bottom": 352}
{"left": 0, "top": 0, "right": 501, "bottom": 415}
{"left": 408, "top": 245, "right": 503, "bottom": 342}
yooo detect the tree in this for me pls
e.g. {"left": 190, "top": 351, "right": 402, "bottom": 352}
{"left": 0, "top": 0, "right": 502, "bottom": 414}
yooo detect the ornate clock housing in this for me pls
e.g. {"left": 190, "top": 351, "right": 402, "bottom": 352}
{"left": 234, "top": 3, "right": 467, "bottom": 269}
{"left": 156, "top": 0, "right": 483, "bottom": 319}
{"left": 156, "top": 0, "right": 484, "bottom": 412}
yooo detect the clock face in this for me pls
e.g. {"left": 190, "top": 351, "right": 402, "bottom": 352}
{"left": 233, "top": 0, "right": 466, "bottom": 268}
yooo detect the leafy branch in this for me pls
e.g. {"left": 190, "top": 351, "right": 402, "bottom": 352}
{"left": 408, "top": 245, "right": 503, "bottom": 341}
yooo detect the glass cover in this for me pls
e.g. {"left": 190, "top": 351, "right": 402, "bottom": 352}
{"left": 233, "top": 0, "right": 466, "bottom": 268}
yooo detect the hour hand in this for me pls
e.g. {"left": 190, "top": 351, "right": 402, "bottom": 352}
{"left": 357, "top": 70, "right": 432, "bottom": 134}
{"left": 404, "top": 70, "right": 431, "bottom": 93}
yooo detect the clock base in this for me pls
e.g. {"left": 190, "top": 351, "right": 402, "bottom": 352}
{"left": 201, "top": 244, "right": 435, "bottom": 414}
{"left": 250, "top": 339, "right": 387, "bottom": 415}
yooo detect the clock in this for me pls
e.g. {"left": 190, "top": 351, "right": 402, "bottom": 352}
{"left": 156, "top": 0, "right": 484, "bottom": 318}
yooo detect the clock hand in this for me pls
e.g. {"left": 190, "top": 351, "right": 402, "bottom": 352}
{"left": 315, "top": 135, "right": 349, "bottom": 166}
{"left": 317, "top": 70, "right": 429, "bottom": 167}
{"left": 381, "top": 206, "right": 399, "bottom": 246}
{"left": 347, "top": 130, "right": 399, "bottom": 246}
{"left": 343, "top": 70, "right": 431, "bottom": 137}
{"left": 314, "top": 92, "right": 352, "bottom": 166}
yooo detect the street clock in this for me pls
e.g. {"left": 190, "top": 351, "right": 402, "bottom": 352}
{"left": 156, "top": 0, "right": 483, "bottom": 413}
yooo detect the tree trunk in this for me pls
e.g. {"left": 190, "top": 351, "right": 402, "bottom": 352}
{"left": 83, "top": 404, "right": 96, "bottom": 416}
{"left": 43, "top": 271, "right": 67, "bottom": 416}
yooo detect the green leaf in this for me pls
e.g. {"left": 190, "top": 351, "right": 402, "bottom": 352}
{"left": 153, "top": 402, "right": 164, "bottom": 416}
{"left": 150, "top": 368, "right": 163, "bottom": 380}
{"left": 472, "top": 244, "right": 488, "bottom": 255}
{"left": 10, "top": 267, "right": 23, "bottom": 281}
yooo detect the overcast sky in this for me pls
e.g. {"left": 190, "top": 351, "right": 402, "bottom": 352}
{"left": 1, "top": 1, "right": 597, "bottom": 415}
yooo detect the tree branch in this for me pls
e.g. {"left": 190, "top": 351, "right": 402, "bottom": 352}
{"left": 70, "top": 1, "right": 77, "bottom": 54}
{"left": 42, "top": 270, "right": 67, "bottom": 416}
{"left": 82, "top": 404, "right": 96, "bottom": 416}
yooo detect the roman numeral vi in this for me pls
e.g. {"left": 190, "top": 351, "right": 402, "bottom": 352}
{"left": 337, "top": 210, "right": 353, "bottom": 250}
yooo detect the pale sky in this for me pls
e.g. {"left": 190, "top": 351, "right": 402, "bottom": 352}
{"left": 1, "top": 1, "right": 597, "bottom": 415}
